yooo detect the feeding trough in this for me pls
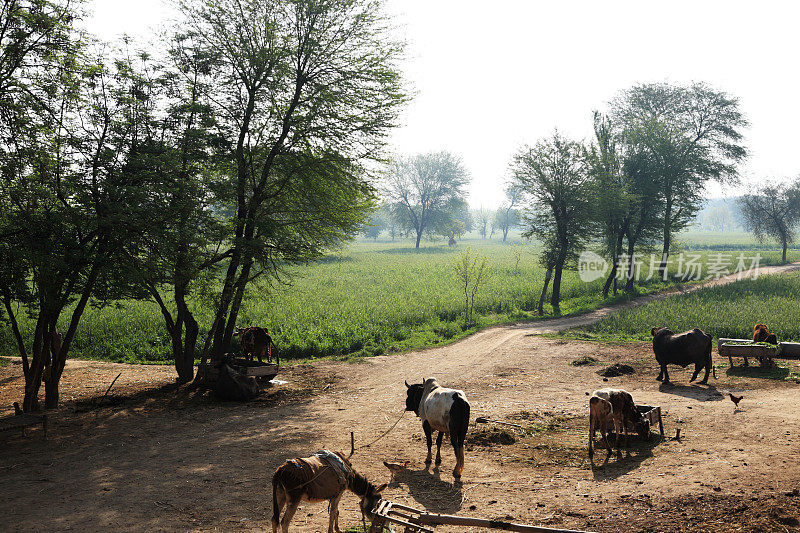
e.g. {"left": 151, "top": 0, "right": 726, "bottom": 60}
{"left": 634, "top": 404, "right": 664, "bottom": 438}
{"left": 199, "top": 357, "right": 280, "bottom": 382}
{"left": 718, "top": 338, "right": 778, "bottom": 367}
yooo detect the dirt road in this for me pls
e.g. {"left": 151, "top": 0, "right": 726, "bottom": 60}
{"left": 3, "top": 263, "right": 800, "bottom": 532}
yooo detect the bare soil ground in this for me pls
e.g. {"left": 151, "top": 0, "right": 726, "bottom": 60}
{"left": 3, "top": 264, "right": 800, "bottom": 532}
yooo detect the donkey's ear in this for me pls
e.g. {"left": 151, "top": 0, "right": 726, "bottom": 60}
{"left": 375, "top": 483, "right": 388, "bottom": 493}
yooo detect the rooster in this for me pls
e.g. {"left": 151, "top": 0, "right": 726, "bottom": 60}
{"left": 729, "top": 393, "right": 743, "bottom": 410}
{"left": 383, "top": 460, "right": 409, "bottom": 482}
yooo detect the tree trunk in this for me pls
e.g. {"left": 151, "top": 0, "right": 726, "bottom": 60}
{"left": 174, "top": 291, "right": 198, "bottom": 384}
{"left": 550, "top": 255, "right": 565, "bottom": 314}
{"left": 624, "top": 242, "right": 637, "bottom": 293}
{"left": 783, "top": 239, "right": 788, "bottom": 263}
{"left": 415, "top": 228, "right": 423, "bottom": 249}
{"left": 222, "top": 260, "right": 252, "bottom": 355}
{"left": 602, "top": 228, "right": 625, "bottom": 297}
{"left": 658, "top": 197, "right": 672, "bottom": 280}
{"left": 23, "top": 316, "right": 47, "bottom": 412}
{"left": 538, "top": 266, "right": 553, "bottom": 315}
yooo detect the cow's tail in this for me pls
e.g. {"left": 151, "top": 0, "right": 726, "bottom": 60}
{"left": 450, "top": 393, "right": 470, "bottom": 478}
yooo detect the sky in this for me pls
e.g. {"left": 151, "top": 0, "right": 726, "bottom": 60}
{"left": 86, "top": 0, "right": 800, "bottom": 208}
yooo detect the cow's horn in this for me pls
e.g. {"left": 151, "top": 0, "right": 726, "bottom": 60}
{"left": 405, "top": 380, "right": 410, "bottom": 388}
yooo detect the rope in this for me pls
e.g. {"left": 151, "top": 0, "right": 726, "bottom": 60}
{"left": 353, "top": 410, "right": 406, "bottom": 453}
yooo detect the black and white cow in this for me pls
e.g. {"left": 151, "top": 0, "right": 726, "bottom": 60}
{"left": 405, "top": 377, "right": 470, "bottom": 479}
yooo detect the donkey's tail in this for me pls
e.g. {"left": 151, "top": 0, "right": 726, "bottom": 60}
{"left": 271, "top": 471, "right": 283, "bottom": 530}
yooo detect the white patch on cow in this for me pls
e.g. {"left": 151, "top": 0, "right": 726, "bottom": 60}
{"left": 419, "top": 378, "right": 464, "bottom": 433}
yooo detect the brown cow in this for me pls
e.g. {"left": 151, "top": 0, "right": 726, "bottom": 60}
{"left": 752, "top": 324, "right": 778, "bottom": 367}
{"left": 588, "top": 388, "right": 649, "bottom": 459}
{"left": 234, "top": 326, "right": 274, "bottom": 363}
{"left": 271, "top": 450, "right": 386, "bottom": 533}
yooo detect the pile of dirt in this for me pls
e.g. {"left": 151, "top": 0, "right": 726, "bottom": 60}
{"left": 571, "top": 356, "right": 598, "bottom": 366}
{"left": 469, "top": 426, "right": 516, "bottom": 446}
{"left": 597, "top": 363, "right": 635, "bottom": 377}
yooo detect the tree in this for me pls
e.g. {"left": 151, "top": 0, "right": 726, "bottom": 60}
{"left": 384, "top": 151, "right": 469, "bottom": 248}
{"left": 738, "top": 180, "right": 800, "bottom": 263}
{"left": 178, "top": 0, "right": 407, "bottom": 361}
{"left": 476, "top": 207, "right": 490, "bottom": 238}
{"left": 453, "top": 247, "right": 489, "bottom": 326}
{"left": 703, "top": 205, "right": 735, "bottom": 232}
{"left": 121, "top": 35, "right": 229, "bottom": 383}
{"left": 362, "top": 205, "right": 388, "bottom": 240}
{"left": 611, "top": 82, "right": 748, "bottom": 279}
{"left": 494, "top": 185, "right": 519, "bottom": 242}
{"left": 0, "top": 35, "right": 162, "bottom": 410}
{"left": 511, "top": 132, "right": 593, "bottom": 313}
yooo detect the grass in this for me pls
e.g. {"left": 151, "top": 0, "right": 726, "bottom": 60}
{"left": 565, "top": 271, "right": 800, "bottom": 344}
{"left": 1, "top": 237, "right": 797, "bottom": 364}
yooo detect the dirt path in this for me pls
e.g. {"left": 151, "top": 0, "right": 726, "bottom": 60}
{"left": 2, "top": 263, "right": 800, "bottom": 532}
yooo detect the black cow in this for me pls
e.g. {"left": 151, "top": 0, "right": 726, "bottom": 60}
{"left": 651, "top": 327, "right": 716, "bottom": 384}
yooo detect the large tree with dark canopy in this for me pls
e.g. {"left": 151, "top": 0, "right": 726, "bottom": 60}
{"left": 511, "top": 132, "right": 593, "bottom": 313}
{"left": 176, "top": 0, "right": 407, "bottom": 362}
{"left": 611, "top": 82, "right": 748, "bottom": 280}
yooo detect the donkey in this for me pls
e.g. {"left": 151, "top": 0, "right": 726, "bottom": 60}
{"left": 271, "top": 450, "right": 387, "bottom": 533}
{"left": 405, "top": 377, "right": 470, "bottom": 479}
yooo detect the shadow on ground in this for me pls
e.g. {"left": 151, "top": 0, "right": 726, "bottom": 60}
{"left": 394, "top": 467, "right": 463, "bottom": 514}
{"left": 658, "top": 382, "right": 724, "bottom": 401}
{"left": 591, "top": 435, "right": 665, "bottom": 481}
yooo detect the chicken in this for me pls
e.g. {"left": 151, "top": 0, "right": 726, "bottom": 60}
{"left": 383, "top": 460, "right": 409, "bottom": 481}
{"left": 729, "top": 393, "right": 743, "bottom": 410}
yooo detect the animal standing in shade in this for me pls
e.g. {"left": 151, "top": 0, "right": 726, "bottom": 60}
{"left": 405, "top": 377, "right": 470, "bottom": 479}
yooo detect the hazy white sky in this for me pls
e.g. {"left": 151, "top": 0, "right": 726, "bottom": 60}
{"left": 86, "top": 0, "right": 800, "bottom": 208}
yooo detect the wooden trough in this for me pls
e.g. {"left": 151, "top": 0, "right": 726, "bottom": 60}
{"left": 635, "top": 404, "right": 664, "bottom": 437}
{"left": 369, "top": 499, "right": 594, "bottom": 533}
{"left": 199, "top": 358, "right": 279, "bottom": 382}
{"left": 718, "top": 338, "right": 778, "bottom": 367}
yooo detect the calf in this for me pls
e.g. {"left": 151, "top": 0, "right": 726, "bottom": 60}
{"left": 651, "top": 327, "right": 715, "bottom": 384}
{"left": 588, "top": 388, "right": 649, "bottom": 458}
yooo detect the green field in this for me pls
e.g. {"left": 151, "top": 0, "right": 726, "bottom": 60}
{"left": 1, "top": 238, "right": 797, "bottom": 364}
{"left": 570, "top": 271, "right": 800, "bottom": 343}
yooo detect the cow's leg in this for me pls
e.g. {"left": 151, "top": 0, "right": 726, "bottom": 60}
{"left": 588, "top": 414, "right": 595, "bottom": 459}
{"left": 328, "top": 493, "right": 343, "bottom": 533}
{"left": 661, "top": 364, "right": 670, "bottom": 383}
{"left": 600, "top": 420, "right": 611, "bottom": 452}
{"left": 699, "top": 362, "right": 711, "bottom": 384}
{"left": 743, "top": 356, "right": 749, "bottom": 367}
{"left": 435, "top": 431, "right": 444, "bottom": 465}
{"left": 257, "top": 347, "right": 264, "bottom": 363}
{"left": 690, "top": 363, "right": 700, "bottom": 382}
{"left": 280, "top": 498, "right": 300, "bottom": 533}
{"left": 423, "top": 420, "right": 433, "bottom": 465}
